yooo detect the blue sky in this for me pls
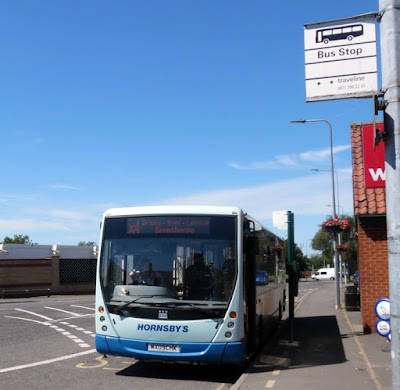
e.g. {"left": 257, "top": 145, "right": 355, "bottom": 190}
{"left": 0, "top": 1, "right": 382, "bottom": 254}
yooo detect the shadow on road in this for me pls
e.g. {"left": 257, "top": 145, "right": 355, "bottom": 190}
{"left": 250, "top": 315, "right": 347, "bottom": 373}
{"left": 117, "top": 360, "right": 243, "bottom": 384}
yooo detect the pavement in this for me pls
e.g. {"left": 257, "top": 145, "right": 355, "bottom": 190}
{"left": 233, "top": 282, "right": 393, "bottom": 390}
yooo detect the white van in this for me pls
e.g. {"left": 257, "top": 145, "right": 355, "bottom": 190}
{"left": 311, "top": 268, "right": 335, "bottom": 281}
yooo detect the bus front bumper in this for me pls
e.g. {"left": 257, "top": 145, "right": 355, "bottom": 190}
{"left": 96, "top": 334, "right": 246, "bottom": 365}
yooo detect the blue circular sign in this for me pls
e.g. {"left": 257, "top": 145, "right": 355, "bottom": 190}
{"left": 375, "top": 298, "right": 390, "bottom": 320}
{"left": 375, "top": 319, "right": 391, "bottom": 337}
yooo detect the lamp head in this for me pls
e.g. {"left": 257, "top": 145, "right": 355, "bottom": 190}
{"left": 290, "top": 119, "right": 307, "bottom": 123}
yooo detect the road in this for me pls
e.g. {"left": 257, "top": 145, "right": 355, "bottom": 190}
{"left": 0, "top": 282, "right": 320, "bottom": 390}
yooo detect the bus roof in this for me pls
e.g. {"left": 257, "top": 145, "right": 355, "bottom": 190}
{"left": 102, "top": 205, "right": 244, "bottom": 218}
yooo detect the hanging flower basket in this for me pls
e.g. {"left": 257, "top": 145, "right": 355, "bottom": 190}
{"left": 323, "top": 225, "right": 342, "bottom": 234}
{"left": 338, "top": 244, "right": 348, "bottom": 252}
{"left": 322, "top": 218, "right": 351, "bottom": 234}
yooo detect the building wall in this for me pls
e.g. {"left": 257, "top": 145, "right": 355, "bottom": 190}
{"left": 357, "top": 216, "right": 389, "bottom": 333}
{"left": 0, "top": 244, "right": 97, "bottom": 296}
{"left": 0, "top": 259, "right": 52, "bottom": 288}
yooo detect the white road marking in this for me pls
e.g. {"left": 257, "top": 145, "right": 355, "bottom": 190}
{"left": 5, "top": 310, "right": 94, "bottom": 349}
{"left": 70, "top": 305, "right": 95, "bottom": 311}
{"left": 265, "top": 379, "right": 276, "bottom": 388}
{"left": 4, "top": 316, "right": 43, "bottom": 324}
{"left": 0, "top": 349, "right": 97, "bottom": 373}
{"left": 15, "top": 308, "right": 53, "bottom": 321}
{"left": 44, "top": 307, "right": 81, "bottom": 316}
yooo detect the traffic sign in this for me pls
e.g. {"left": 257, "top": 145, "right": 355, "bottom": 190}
{"left": 376, "top": 319, "right": 391, "bottom": 337}
{"left": 304, "top": 15, "right": 378, "bottom": 102}
{"left": 375, "top": 297, "right": 390, "bottom": 321}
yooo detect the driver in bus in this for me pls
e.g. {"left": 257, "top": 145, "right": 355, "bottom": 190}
{"left": 183, "top": 253, "right": 213, "bottom": 300}
{"left": 130, "top": 261, "right": 162, "bottom": 286}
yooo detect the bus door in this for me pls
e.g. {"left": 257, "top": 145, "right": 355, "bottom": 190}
{"left": 243, "top": 231, "right": 258, "bottom": 354}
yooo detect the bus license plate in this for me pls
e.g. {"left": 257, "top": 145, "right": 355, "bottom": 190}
{"left": 148, "top": 343, "right": 180, "bottom": 353}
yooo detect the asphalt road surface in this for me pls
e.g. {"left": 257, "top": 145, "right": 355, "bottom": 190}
{"left": 0, "top": 282, "right": 322, "bottom": 390}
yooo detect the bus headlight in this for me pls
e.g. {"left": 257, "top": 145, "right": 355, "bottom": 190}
{"left": 102, "top": 325, "right": 108, "bottom": 332}
{"left": 100, "top": 316, "right": 105, "bottom": 322}
{"left": 98, "top": 306, "right": 105, "bottom": 313}
{"left": 225, "top": 332, "right": 232, "bottom": 338}
{"left": 228, "top": 322, "right": 235, "bottom": 328}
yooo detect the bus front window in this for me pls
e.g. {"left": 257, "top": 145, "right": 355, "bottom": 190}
{"left": 99, "top": 215, "right": 237, "bottom": 320}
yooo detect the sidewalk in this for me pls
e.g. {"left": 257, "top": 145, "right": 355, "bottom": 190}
{"left": 234, "top": 283, "right": 392, "bottom": 390}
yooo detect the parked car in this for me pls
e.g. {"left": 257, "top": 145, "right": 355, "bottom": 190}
{"left": 256, "top": 271, "right": 269, "bottom": 285}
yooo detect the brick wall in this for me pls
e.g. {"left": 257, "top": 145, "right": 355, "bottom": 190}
{"left": 357, "top": 216, "right": 389, "bottom": 333}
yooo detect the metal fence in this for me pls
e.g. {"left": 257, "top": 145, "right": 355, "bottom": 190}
{"left": 60, "top": 258, "right": 97, "bottom": 284}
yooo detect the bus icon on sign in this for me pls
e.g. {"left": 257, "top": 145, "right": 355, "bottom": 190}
{"left": 316, "top": 24, "right": 364, "bottom": 44}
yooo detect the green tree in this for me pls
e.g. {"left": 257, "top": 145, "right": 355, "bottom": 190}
{"left": 78, "top": 241, "right": 96, "bottom": 246}
{"left": 2, "top": 234, "right": 36, "bottom": 245}
{"left": 307, "top": 253, "right": 326, "bottom": 270}
{"left": 283, "top": 240, "right": 308, "bottom": 272}
{"left": 311, "top": 214, "right": 357, "bottom": 274}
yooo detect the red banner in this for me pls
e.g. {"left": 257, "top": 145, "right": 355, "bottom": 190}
{"left": 362, "top": 124, "right": 385, "bottom": 188}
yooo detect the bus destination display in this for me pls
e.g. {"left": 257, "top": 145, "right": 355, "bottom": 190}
{"left": 127, "top": 216, "right": 211, "bottom": 235}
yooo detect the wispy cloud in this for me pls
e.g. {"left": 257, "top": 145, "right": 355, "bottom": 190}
{"left": 0, "top": 218, "right": 70, "bottom": 233}
{"left": 300, "top": 145, "right": 351, "bottom": 162}
{"left": 163, "top": 170, "right": 353, "bottom": 219}
{"left": 50, "top": 184, "right": 79, "bottom": 190}
{"left": 228, "top": 145, "right": 350, "bottom": 171}
{"left": 227, "top": 154, "right": 298, "bottom": 170}
{"left": 49, "top": 209, "right": 87, "bottom": 220}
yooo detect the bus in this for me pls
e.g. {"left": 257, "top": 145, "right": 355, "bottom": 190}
{"left": 316, "top": 24, "right": 364, "bottom": 44}
{"left": 95, "top": 205, "right": 286, "bottom": 365}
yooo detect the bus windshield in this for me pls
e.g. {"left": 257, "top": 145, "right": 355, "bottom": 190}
{"left": 99, "top": 215, "right": 237, "bottom": 320}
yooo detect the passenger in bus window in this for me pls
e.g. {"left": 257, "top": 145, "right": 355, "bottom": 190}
{"left": 183, "top": 253, "right": 213, "bottom": 300}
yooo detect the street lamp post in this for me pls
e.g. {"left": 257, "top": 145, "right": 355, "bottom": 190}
{"left": 311, "top": 168, "right": 344, "bottom": 288}
{"left": 311, "top": 168, "right": 340, "bottom": 216}
{"left": 291, "top": 119, "right": 341, "bottom": 309}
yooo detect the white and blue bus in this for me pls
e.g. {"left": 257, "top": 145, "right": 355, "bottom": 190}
{"left": 95, "top": 206, "right": 286, "bottom": 365}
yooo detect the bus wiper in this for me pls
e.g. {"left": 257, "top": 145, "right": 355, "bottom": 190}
{"left": 114, "top": 295, "right": 155, "bottom": 314}
{"left": 185, "top": 303, "right": 221, "bottom": 317}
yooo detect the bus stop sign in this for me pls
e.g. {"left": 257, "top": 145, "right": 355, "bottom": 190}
{"left": 304, "top": 15, "right": 378, "bottom": 102}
